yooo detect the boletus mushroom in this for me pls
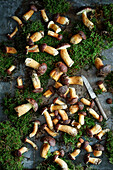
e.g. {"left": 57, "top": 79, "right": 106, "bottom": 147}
{"left": 7, "top": 27, "right": 18, "bottom": 40}
{"left": 54, "top": 13, "right": 69, "bottom": 25}
{"left": 17, "top": 76, "right": 24, "bottom": 89}
{"left": 29, "top": 120, "right": 40, "bottom": 138}
{"left": 47, "top": 21, "right": 61, "bottom": 33}
{"left": 93, "top": 144, "right": 104, "bottom": 157}
{"left": 48, "top": 31, "right": 63, "bottom": 40}
{"left": 95, "top": 128, "right": 110, "bottom": 140}
{"left": 87, "top": 124, "right": 102, "bottom": 138}
{"left": 82, "top": 141, "right": 93, "bottom": 152}
{"left": 4, "top": 46, "right": 17, "bottom": 54}
{"left": 26, "top": 45, "right": 39, "bottom": 54}
{"left": 80, "top": 98, "right": 95, "bottom": 108}
{"left": 12, "top": 16, "right": 23, "bottom": 27}
{"left": 96, "top": 80, "right": 107, "bottom": 92}
{"left": 15, "top": 147, "right": 28, "bottom": 157}
{"left": 41, "top": 124, "right": 59, "bottom": 137}
{"left": 53, "top": 149, "right": 65, "bottom": 157}
{"left": 23, "top": 5, "right": 37, "bottom": 21}
{"left": 68, "top": 149, "right": 81, "bottom": 160}
{"left": 28, "top": 31, "right": 44, "bottom": 45}
{"left": 24, "top": 138, "right": 38, "bottom": 150}
{"left": 40, "top": 43, "right": 59, "bottom": 56}
{"left": 40, "top": 9, "right": 49, "bottom": 22}
{"left": 70, "top": 31, "right": 86, "bottom": 44}
{"left": 67, "top": 87, "right": 78, "bottom": 104}
{"left": 53, "top": 155, "right": 68, "bottom": 170}
{"left": 84, "top": 153, "right": 102, "bottom": 165}
{"left": 7, "top": 65, "right": 16, "bottom": 75}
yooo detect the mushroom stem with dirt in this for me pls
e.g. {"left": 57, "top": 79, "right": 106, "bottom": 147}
{"left": 42, "top": 124, "right": 59, "bottom": 137}
{"left": 40, "top": 9, "right": 49, "bottom": 22}
{"left": 80, "top": 98, "right": 95, "bottom": 108}
{"left": 54, "top": 13, "right": 69, "bottom": 25}
{"left": 7, "top": 27, "right": 18, "bottom": 39}
{"left": 93, "top": 144, "right": 104, "bottom": 157}
{"left": 70, "top": 31, "right": 86, "bottom": 44}
{"left": 47, "top": 21, "right": 61, "bottom": 33}
{"left": 16, "top": 147, "right": 28, "bottom": 157}
{"left": 67, "top": 87, "right": 78, "bottom": 104}
{"left": 48, "top": 31, "right": 63, "bottom": 40}
{"left": 25, "top": 138, "right": 38, "bottom": 150}
{"left": 17, "top": 76, "right": 24, "bottom": 89}
{"left": 28, "top": 31, "right": 44, "bottom": 45}
{"left": 69, "top": 149, "right": 81, "bottom": 160}
{"left": 26, "top": 45, "right": 39, "bottom": 54}
{"left": 23, "top": 5, "right": 37, "bottom": 21}
{"left": 95, "top": 128, "right": 110, "bottom": 140}
{"left": 86, "top": 107, "right": 103, "bottom": 122}
{"left": 84, "top": 153, "right": 102, "bottom": 165}
{"left": 53, "top": 155, "right": 68, "bottom": 170}
{"left": 87, "top": 124, "right": 102, "bottom": 138}
{"left": 29, "top": 120, "right": 40, "bottom": 138}
{"left": 12, "top": 16, "right": 23, "bottom": 27}
{"left": 7, "top": 65, "right": 16, "bottom": 75}
{"left": 40, "top": 43, "right": 59, "bottom": 56}
{"left": 96, "top": 80, "right": 107, "bottom": 92}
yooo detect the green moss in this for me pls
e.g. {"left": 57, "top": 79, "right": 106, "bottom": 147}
{"left": 106, "top": 131, "right": 113, "bottom": 164}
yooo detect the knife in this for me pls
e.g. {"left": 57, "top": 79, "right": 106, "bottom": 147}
{"left": 81, "top": 75, "right": 108, "bottom": 120}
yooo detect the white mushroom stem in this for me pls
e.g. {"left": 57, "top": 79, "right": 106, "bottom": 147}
{"left": 96, "top": 129, "right": 110, "bottom": 140}
{"left": 25, "top": 138, "right": 38, "bottom": 150}
{"left": 70, "top": 34, "right": 82, "bottom": 44}
{"left": 44, "top": 45, "right": 59, "bottom": 56}
{"left": 32, "top": 71, "right": 41, "bottom": 89}
{"left": 54, "top": 156, "right": 68, "bottom": 170}
{"left": 29, "top": 122, "right": 40, "bottom": 138}
{"left": 88, "top": 157, "right": 102, "bottom": 164}
{"left": 80, "top": 98, "right": 91, "bottom": 106}
{"left": 98, "top": 83, "right": 107, "bottom": 92}
{"left": 90, "top": 124, "right": 102, "bottom": 135}
{"left": 58, "top": 110, "right": 68, "bottom": 121}
{"left": 68, "top": 76, "right": 83, "bottom": 85}
{"left": 78, "top": 114, "right": 85, "bottom": 125}
{"left": 12, "top": 16, "right": 23, "bottom": 27}
{"left": 50, "top": 68, "right": 63, "bottom": 81}
{"left": 19, "top": 147, "right": 28, "bottom": 154}
{"left": 57, "top": 124, "right": 78, "bottom": 137}
{"left": 29, "top": 31, "right": 44, "bottom": 43}
{"left": 40, "top": 143, "right": 50, "bottom": 159}
{"left": 7, "top": 27, "right": 18, "bottom": 39}
{"left": 25, "top": 58, "right": 40, "bottom": 69}
{"left": 50, "top": 104, "right": 67, "bottom": 112}
{"left": 60, "top": 49, "right": 74, "bottom": 67}
{"left": 14, "top": 103, "right": 33, "bottom": 117}
{"left": 48, "top": 21, "right": 61, "bottom": 33}
{"left": 23, "top": 9, "right": 34, "bottom": 21}
{"left": 41, "top": 9, "right": 49, "bottom": 22}
{"left": 43, "top": 89, "right": 53, "bottom": 98}
{"left": 69, "top": 105, "right": 79, "bottom": 114}
{"left": 44, "top": 126, "right": 59, "bottom": 137}
{"left": 48, "top": 30, "right": 62, "bottom": 40}
{"left": 86, "top": 107, "right": 100, "bottom": 120}
{"left": 7, "top": 65, "right": 16, "bottom": 74}
{"left": 71, "top": 121, "right": 81, "bottom": 129}
{"left": 93, "top": 150, "right": 102, "bottom": 157}
{"left": 43, "top": 109, "right": 54, "bottom": 130}
{"left": 17, "top": 76, "right": 23, "bottom": 87}
{"left": 54, "top": 98, "right": 66, "bottom": 105}
{"left": 95, "top": 58, "right": 104, "bottom": 70}
{"left": 70, "top": 149, "right": 81, "bottom": 160}
{"left": 26, "top": 45, "right": 39, "bottom": 54}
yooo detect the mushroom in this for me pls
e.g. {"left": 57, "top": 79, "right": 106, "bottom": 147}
{"left": 40, "top": 9, "right": 49, "bottom": 22}
{"left": 14, "top": 98, "right": 38, "bottom": 117}
{"left": 67, "top": 87, "right": 78, "bottom": 104}
{"left": 84, "top": 153, "right": 102, "bottom": 165}
{"left": 95, "top": 57, "right": 104, "bottom": 70}
{"left": 31, "top": 70, "right": 43, "bottom": 93}
{"left": 68, "top": 149, "right": 81, "bottom": 160}
{"left": 93, "top": 144, "right": 104, "bottom": 157}
{"left": 12, "top": 16, "right": 23, "bottom": 27}
{"left": 69, "top": 105, "right": 79, "bottom": 114}
{"left": 24, "top": 138, "right": 38, "bottom": 150}
{"left": 7, "top": 27, "right": 18, "bottom": 40}
{"left": 82, "top": 141, "right": 93, "bottom": 152}
{"left": 54, "top": 13, "right": 69, "bottom": 25}
{"left": 96, "top": 80, "right": 107, "bottom": 92}
{"left": 37, "top": 63, "right": 47, "bottom": 76}
{"left": 70, "top": 31, "right": 86, "bottom": 44}
{"left": 42, "top": 124, "right": 59, "bottom": 137}
{"left": 53, "top": 98, "right": 66, "bottom": 105}
{"left": 7, "top": 65, "right": 16, "bottom": 75}
{"left": 40, "top": 136, "right": 56, "bottom": 159}
{"left": 71, "top": 120, "right": 81, "bottom": 129}
{"left": 41, "top": 107, "right": 53, "bottom": 130}
{"left": 55, "top": 62, "right": 68, "bottom": 73}
{"left": 47, "top": 21, "right": 61, "bottom": 33}
{"left": 53, "top": 115, "right": 61, "bottom": 125}
{"left": 28, "top": 31, "right": 44, "bottom": 45}
{"left": 53, "top": 155, "right": 68, "bottom": 170}
{"left": 43, "top": 85, "right": 55, "bottom": 98}
{"left": 22, "top": 5, "right": 37, "bottom": 21}
{"left": 60, "top": 74, "right": 83, "bottom": 86}
{"left": 95, "top": 128, "right": 110, "bottom": 140}
{"left": 40, "top": 43, "right": 59, "bottom": 56}
{"left": 87, "top": 124, "right": 102, "bottom": 138}
{"left": 29, "top": 120, "right": 40, "bottom": 138}
{"left": 49, "top": 104, "right": 67, "bottom": 112}
{"left": 55, "top": 124, "right": 78, "bottom": 137}
{"left": 78, "top": 111, "right": 87, "bottom": 125}
{"left": 50, "top": 68, "right": 64, "bottom": 81}
{"left": 76, "top": 138, "right": 84, "bottom": 148}
{"left": 17, "top": 76, "right": 24, "bottom": 89}
{"left": 26, "top": 45, "right": 39, "bottom": 54}
{"left": 4, "top": 46, "right": 17, "bottom": 54}
{"left": 16, "top": 147, "right": 28, "bottom": 157}
{"left": 25, "top": 58, "right": 40, "bottom": 70}
{"left": 80, "top": 98, "right": 95, "bottom": 108}
{"left": 86, "top": 107, "right": 103, "bottom": 122}
{"left": 106, "top": 98, "right": 112, "bottom": 104}
{"left": 49, "top": 110, "right": 58, "bottom": 117}
{"left": 48, "top": 31, "right": 63, "bottom": 40}
{"left": 54, "top": 82, "right": 69, "bottom": 98}
{"left": 76, "top": 8, "right": 95, "bottom": 30}
{"left": 58, "top": 110, "right": 68, "bottom": 121}
{"left": 53, "top": 149, "right": 65, "bottom": 157}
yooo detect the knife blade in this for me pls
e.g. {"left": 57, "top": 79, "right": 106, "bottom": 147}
{"left": 81, "top": 75, "right": 108, "bottom": 120}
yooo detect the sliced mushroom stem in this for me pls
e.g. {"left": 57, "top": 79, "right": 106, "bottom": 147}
{"left": 26, "top": 45, "right": 39, "bottom": 54}
{"left": 40, "top": 142, "right": 50, "bottom": 159}
{"left": 86, "top": 107, "right": 103, "bottom": 122}
{"left": 87, "top": 124, "right": 102, "bottom": 137}
{"left": 81, "top": 98, "right": 91, "bottom": 106}
{"left": 53, "top": 98, "right": 66, "bottom": 105}
{"left": 7, "top": 65, "right": 16, "bottom": 75}
{"left": 41, "top": 9, "right": 49, "bottom": 22}
{"left": 25, "top": 138, "right": 38, "bottom": 150}
{"left": 45, "top": 45, "right": 59, "bottom": 56}
{"left": 48, "top": 30, "right": 63, "bottom": 40}
{"left": 25, "top": 58, "right": 40, "bottom": 69}
{"left": 69, "top": 105, "right": 79, "bottom": 114}
{"left": 28, "top": 31, "right": 44, "bottom": 45}
{"left": 50, "top": 68, "right": 63, "bottom": 81}
{"left": 5, "top": 46, "right": 17, "bottom": 54}
{"left": 14, "top": 103, "right": 33, "bottom": 117}
{"left": 12, "top": 16, "right": 23, "bottom": 27}
{"left": 96, "top": 81, "right": 107, "bottom": 92}
{"left": 48, "top": 21, "right": 61, "bottom": 33}
{"left": 71, "top": 121, "right": 81, "bottom": 129}
{"left": 69, "top": 149, "right": 81, "bottom": 160}
{"left": 95, "top": 58, "right": 104, "bottom": 70}
{"left": 50, "top": 104, "right": 67, "bottom": 112}
{"left": 58, "top": 110, "right": 68, "bottom": 121}
{"left": 17, "top": 76, "right": 23, "bottom": 89}
{"left": 29, "top": 120, "right": 40, "bottom": 138}
{"left": 60, "top": 49, "right": 74, "bottom": 67}
{"left": 42, "top": 108, "right": 54, "bottom": 130}
{"left": 7, "top": 27, "right": 18, "bottom": 39}
{"left": 95, "top": 129, "right": 110, "bottom": 140}
{"left": 53, "top": 155, "right": 68, "bottom": 170}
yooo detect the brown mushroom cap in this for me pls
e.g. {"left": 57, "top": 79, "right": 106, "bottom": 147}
{"left": 96, "top": 80, "right": 103, "bottom": 85}
{"left": 37, "top": 63, "right": 47, "bottom": 76}
{"left": 60, "top": 149, "right": 65, "bottom": 157}
{"left": 26, "top": 98, "right": 38, "bottom": 112}
{"left": 57, "top": 85, "right": 68, "bottom": 97}
{"left": 55, "top": 123, "right": 60, "bottom": 132}
{"left": 60, "top": 74, "right": 69, "bottom": 85}
{"left": 60, "top": 119, "right": 71, "bottom": 125}
{"left": 97, "top": 65, "right": 111, "bottom": 77}
{"left": 41, "top": 123, "right": 48, "bottom": 130}
{"left": 30, "top": 5, "right": 37, "bottom": 12}
{"left": 53, "top": 97, "right": 58, "bottom": 104}
{"left": 68, "top": 97, "right": 78, "bottom": 105}
{"left": 54, "top": 13, "right": 60, "bottom": 22}
{"left": 55, "top": 62, "right": 68, "bottom": 73}
{"left": 40, "top": 43, "right": 47, "bottom": 52}
{"left": 99, "top": 115, "right": 103, "bottom": 122}
{"left": 82, "top": 141, "right": 89, "bottom": 149}
{"left": 41, "top": 136, "right": 56, "bottom": 146}
{"left": 90, "top": 100, "right": 95, "bottom": 108}
{"left": 78, "top": 111, "right": 87, "bottom": 116}
{"left": 68, "top": 153, "right": 75, "bottom": 160}
{"left": 33, "top": 88, "right": 43, "bottom": 93}
{"left": 77, "top": 102, "right": 84, "bottom": 110}
{"left": 17, "top": 85, "right": 24, "bottom": 89}
{"left": 84, "top": 153, "right": 90, "bottom": 164}
{"left": 28, "top": 38, "right": 34, "bottom": 46}
{"left": 57, "top": 34, "right": 63, "bottom": 41}
{"left": 78, "top": 31, "right": 86, "bottom": 40}
{"left": 35, "top": 120, "right": 41, "bottom": 125}
{"left": 57, "top": 43, "right": 71, "bottom": 50}
{"left": 15, "top": 150, "right": 22, "bottom": 157}
{"left": 87, "top": 128, "right": 93, "bottom": 138}
{"left": 93, "top": 144, "right": 104, "bottom": 151}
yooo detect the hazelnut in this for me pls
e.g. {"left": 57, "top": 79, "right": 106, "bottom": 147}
{"left": 106, "top": 98, "right": 112, "bottom": 104}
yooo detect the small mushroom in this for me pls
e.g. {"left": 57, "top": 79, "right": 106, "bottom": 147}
{"left": 42, "top": 124, "right": 59, "bottom": 137}
{"left": 37, "top": 63, "right": 47, "bottom": 76}
{"left": 41, "top": 107, "right": 53, "bottom": 130}
{"left": 40, "top": 9, "right": 49, "bottom": 22}
{"left": 23, "top": 5, "right": 37, "bottom": 21}
{"left": 32, "top": 70, "right": 43, "bottom": 93}
{"left": 77, "top": 101, "right": 84, "bottom": 110}
{"left": 7, "top": 27, "right": 18, "bottom": 40}
{"left": 49, "top": 104, "right": 67, "bottom": 112}
{"left": 25, "top": 58, "right": 40, "bottom": 69}
{"left": 76, "top": 138, "right": 84, "bottom": 148}
{"left": 53, "top": 155, "right": 68, "bottom": 170}
{"left": 4, "top": 46, "right": 17, "bottom": 54}
{"left": 68, "top": 149, "right": 81, "bottom": 160}
{"left": 14, "top": 98, "right": 38, "bottom": 117}
{"left": 82, "top": 141, "right": 93, "bottom": 152}
{"left": 53, "top": 98, "right": 66, "bottom": 105}
{"left": 15, "top": 147, "right": 28, "bottom": 157}
{"left": 54, "top": 13, "right": 69, "bottom": 25}
{"left": 26, "top": 45, "right": 39, "bottom": 54}
{"left": 78, "top": 111, "right": 87, "bottom": 125}
{"left": 29, "top": 120, "right": 40, "bottom": 138}
{"left": 70, "top": 31, "right": 86, "bottom": 44}
{"left": 12, "top": 16, "right": 23, "bottom": 27}
{"left": 84, "top": 153, "right": 102, "bottom": 165}
{"left": 60, "top": 74, "right": 83, "bottom": 86}
{"left": 93, "top": 144, "right": 104, "bottom": 157}
{"left": 47, "top": 21, "right": 61, "bottom": 33}
{"left": 55, "top": 82, "right": 69, "bottom": 98}
{"left": 40, "top": 43, "right": 59, "bottom": 56}
{"left": 43, "top": 85, "right": 55, "bottom": 98}
{"left": 24, "top": 138, "right": 38, "bottom": 150}
{"left": 28, "top": 31, "right": 44, "bottom": 45}
{"left": 86, "top": 107, "right": 103, "bottom": 122}
{"left": 96, "top": 80, "right": 107, "bottom": 92}
{"left": 95, "top": 128, "right": 110, "bottom": 140}
{"left": 53, "top": 149, "right": 65, "bottom": 157}
{"left": 53, "top": 115, "right": 61, "bottom": 125}
{"left": 50, "top": 68, "right": 64, "bottom": 81}
{"left": 69, "top": 105, "right": 79, "bottom": 114}
{"left": 58, "top": 110, "right": 68, "bottom": 121}
{"left": 76, "top": 8, "right": 95, "bottom": 30}
{"left": 17, "top": 76, "right": 24, "bottom": 89}
{"left": 67, "top": 87, "right": 78, "bottom": 104}
{"left": 87, "top": 124, "right": 102, "bottom": 138}
{"left": 55, "top": 124, "right": 78, "bottom": 137}
{"left": 7, "top": 65, "right": 16, "bottom": 75}
{"left": 48, "top": 30, "right": 63, "bottom": 40}
{"left": 60, "top": 48, "right": 74, "bottom": 67}
{"left": 80, "top": 98, "right": 95, "bottom": 108}
{"left": 95, "top": 58, "right": 104, "bottom": 70}
{"left": 71, "top": 120, "right": 81, "bottom": 129}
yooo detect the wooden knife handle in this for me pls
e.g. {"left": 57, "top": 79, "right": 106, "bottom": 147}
{"left": 95, "top": 97, "right": 108, "bottom": 120}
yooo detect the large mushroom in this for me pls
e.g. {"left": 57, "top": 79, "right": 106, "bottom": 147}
{"left": 40, "top": 43, "right": 59, "bottom": 56}
{"left": 95, "top": 128, "right": 110, "bottom": 140}
{"left": 82, "top": 141, "right": 93, "bottom": 152}
{"left": 68, "top": 149, "right": 81, "bottom": 160}
{"left": 23, "top": 5, "right": 37, "bottom": 21}
{"left": 93, "top": 144, "right": 104, "bottom": 157}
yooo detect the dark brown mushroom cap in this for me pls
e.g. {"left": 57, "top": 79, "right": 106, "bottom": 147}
{"left": 40, "top": 43, "right": 47, "bottom": 52}
{"left": 16, "top": 150, "right": 22, "bottom": 157}
{"left": 87, "top": 128, "right": 93, "bottom": 138}
{"left": 78, "top": 111, "right": 87, "bottom": 116}
{"left": 17, "top": 85, "right": 24, "bottom": 89}
{"left": 68, "top": 153, "right": 75, "bottom": 160}
{"left": 30, "top": 5, "right": 37, "bottom": 12}
{"left": 90, "top": 100, "right": 95, "bottom": 108}
{"left": 41, "top": 107, "right": 48, "bottom": 115}
{"left": 56, "top": 115, "right": 61, "bottom": 120}
{"left": 97, "top": 65, "right": 111, "bottom": 77}
{"left": 82, "top": 141, "right": 89, "bottom": 149}
{"left": 99, "top": 115, "right": 103, "bottom": 122}
{"left": 106, "top": 98, "right": 112, "bottom": 104}
{"left": 41, "top": 123, "right": 48, "bottom": 130}
{"left": 78, "top": 138, "right": 84, "bottom": 143}
{"left": 68, "top": 97, "right": 78, "bottom": 105}
{"left": 35, "top": 120, "right": 40, "bottom": 125}
{"left": 54, "top": 13, "right": 60, "bottom": 22}
{"left": 40, "top": 136, "right": 56, "bottom": 146}
{"left": 57, "top": 85, "right": 68, "bottom": 97}
{"left": 28, "top": 38, "right": 34, "bottom": 46}
{"left": 57, "top": 43, "right": 71, "bottom": 50}
{"left": 60, "top": 119, "right": 71, "bottom": 125}
{"left": 96, "top": 80, "right": 103, "bottom": 85}
{"left": 60, "top": 149, "right": 65, "bottom": 157}
{"left": 57, "top": 34, "right": 63, "bottom": 40}
{"left": 93, "top": 144, "right": 104, "bottom": 151}
{"left": 60, "top": 74, "right": 69, "bottom": 85}
{"left": 53, "top": 155, "right": 58, "bottom": 161}
{"left": 55, "top": 62, "right": 68, "bottom": 73}
{"left": 33, "top": 88, "right": 43, "bottom": 93}
{"left": 78, "top": 31, "right": 86, "bottom": 40}
{"left": 26, "top": 98, "right": 38, "bottom": 112}
{"left": 84, "top": 153, "right": 90, "bottom": 164}
{"left": 6, "top": 69, "right": 12, "bottom": 75}
{"left": 77, "top": 102, "right": 84, "bottom": 110}
{"left": 54, "top": 110, "right": 58, "bottom": 116}
{"left": 55, "top": 124, "right": 60, "bottom": 132}
{"left": 53, "top": 97, "right": 58, "bottom": 104}
{"left": 37, "top": 63, "right": 47, "bottom": 76}
{"left": 7, "top": 34, "right": 13, "bottom": 40}
{"left": 48, "top": 85, "right": 55, "bottom": 94}
{"left": 3, "top": 46, "right": 7, "bottom": 53}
